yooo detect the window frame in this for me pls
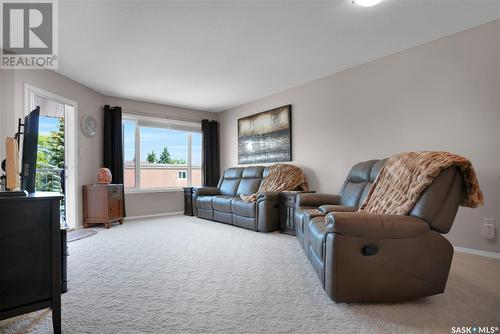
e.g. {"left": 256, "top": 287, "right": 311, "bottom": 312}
{"left": 122, "top": 114, "right": 202, "bottom": 193}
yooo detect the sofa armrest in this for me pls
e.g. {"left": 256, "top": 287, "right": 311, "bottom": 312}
{"left": 256, "top": 192, "right": 280, "bottom": 232}
{"left": 325, "top": 212, "right": 430, "bottom": 239}
{"left": 256, "top": 191, "right": 280, "bottom": 202}
{"left": 296, "top": 193, "right": 341, "bottom": 208}
{"left": 193, "top": 186, "right": 219, "bottom": 196}
{"left": 318, "top": 205, "right": 357, "bottom": 214}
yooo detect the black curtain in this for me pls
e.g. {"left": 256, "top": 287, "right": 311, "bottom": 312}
{"left": 201, "top": 119, "right": 220, "bottom": 187}
{"left": 103, "top": 105, "right": 126, "bottom": 216}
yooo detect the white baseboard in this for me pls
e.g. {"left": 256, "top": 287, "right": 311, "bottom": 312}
{"left": 454, "top": 246, "right": 500, "bottom": 259}
{"left": 125, "top": 211, "right": 184, "bottom": 221}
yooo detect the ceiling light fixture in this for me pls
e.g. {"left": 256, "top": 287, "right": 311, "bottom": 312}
{"left": 352, "top": 0, "right": 383, "bottom": 7}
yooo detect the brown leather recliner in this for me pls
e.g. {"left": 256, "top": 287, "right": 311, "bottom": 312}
{"left": 295, "top": 159, "right": 464, "bottom": 302}
{"left": 193, "top": 166, "right": 280, "bottom": 232}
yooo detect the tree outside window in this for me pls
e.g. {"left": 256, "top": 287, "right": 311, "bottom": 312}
{"left": 36, "top": 117, "right": 64, "bottom": 192}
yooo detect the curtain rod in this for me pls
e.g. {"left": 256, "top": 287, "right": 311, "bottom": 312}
{"left": 119, "top": 107, "right": 214, "bottom": 124}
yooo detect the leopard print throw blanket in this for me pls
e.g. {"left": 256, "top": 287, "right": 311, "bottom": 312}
{"left": 360, "top": 151, "right": 484, "bottom": 215}
{"left": 241, "top": 164, "right": 309, "bottom": 203}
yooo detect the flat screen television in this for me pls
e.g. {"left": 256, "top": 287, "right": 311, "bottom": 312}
{"left": 21, "top": 106, "right": 40, "bottom": 193}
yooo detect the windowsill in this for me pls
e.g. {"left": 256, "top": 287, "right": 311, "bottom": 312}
{"left": 125, "top": 188, "right": 184, "bottom": 195}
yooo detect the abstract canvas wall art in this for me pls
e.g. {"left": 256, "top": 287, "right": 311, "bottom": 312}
{"left": 238, "top": 105, "right": 291, "bottom": 164}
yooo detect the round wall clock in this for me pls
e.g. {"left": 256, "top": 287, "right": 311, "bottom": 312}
{"left": 81, "top": 115, "right": 97, "bottom": 137}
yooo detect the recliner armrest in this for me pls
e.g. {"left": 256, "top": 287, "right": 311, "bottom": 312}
{"left": 325, "top": 212, "right": 430, "bottom": 239}
{"left": 193, "top": 187, "right": 219, "bottom": 196}
{"left": 296, "top": 193, "right": 341, "bottom": 207}
{"left": 318, "top": 205, "right": 357, "bottom": 214}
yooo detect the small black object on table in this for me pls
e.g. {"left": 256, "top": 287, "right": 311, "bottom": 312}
{"left": 183, "top": 187, "right": 194, "bottom": 216}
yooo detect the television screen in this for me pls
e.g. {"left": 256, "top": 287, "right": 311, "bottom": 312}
{"left": 21, "top": 106, "right": 40, "bottom": 193}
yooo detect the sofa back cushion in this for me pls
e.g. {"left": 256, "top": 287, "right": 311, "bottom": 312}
{"left": 339, "top": 160, "right": 379, "bottom": 207}
{"left": 218, "top": 168, "right": 243, "bottom": 196}
{"left": 218, "top": 166, "right": 267, "bottom": 196}
{"left": 237, "top": 166, "right": 265, "bottom": 196}
{"left": 409, "top": 166, "right": 464, "bottom": 233}
{"left": 359, "top": 159, "right": 387, "bottom": 205}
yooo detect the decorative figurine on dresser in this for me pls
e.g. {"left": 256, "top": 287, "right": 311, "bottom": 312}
{"left": 83, "top": 168, "right": 124, "bottom": 229}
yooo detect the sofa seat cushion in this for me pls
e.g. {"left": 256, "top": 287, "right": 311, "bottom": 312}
{"left": 319, "top": 205, "right": 358, "bottom": 214}
{"left": 231, "top": 198, "right": 256, "bottom": 218}
{"left": 309, "top": 217, "right": 327, "bottom": 261}
{"left": 212, "top": 196, "right": 234, "bottom": 213}
{"left": 196, "top": 196, "right": 213, "bottom": 210}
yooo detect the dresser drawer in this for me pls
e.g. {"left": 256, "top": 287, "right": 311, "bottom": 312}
{"left": 108, "top": 186, "right": 122, "bottom": 200}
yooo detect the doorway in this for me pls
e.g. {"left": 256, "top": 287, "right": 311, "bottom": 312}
{"left": 25, "top": 84, "right": 78, "bottom": 229}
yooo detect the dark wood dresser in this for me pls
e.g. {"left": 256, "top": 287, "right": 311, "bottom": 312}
{"left": 83, "top": 184, "right": 124, "bottom": 229}
{"left": 0, "top": 192, "right": 63, "bottom": 334}
{"left": 279, "top": 191, "right": 315, "bottom": 235}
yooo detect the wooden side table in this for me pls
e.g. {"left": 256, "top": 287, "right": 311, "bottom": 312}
{"left": 83, "top": 184, "right": 124, "bottom": 229}
{"left": 279, "top": 191, "right": 315, "bottom": 235}
{"left": 183, "top": 187, "right": 194, "bottom": 216}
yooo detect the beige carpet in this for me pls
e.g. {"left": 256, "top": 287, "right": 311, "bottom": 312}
{"left": 1, "top": 215, "right": 499, "bottom": 334}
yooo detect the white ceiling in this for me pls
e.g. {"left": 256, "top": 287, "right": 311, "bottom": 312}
{"left": 58, "top": 0, "right": 500, "bottom": 112}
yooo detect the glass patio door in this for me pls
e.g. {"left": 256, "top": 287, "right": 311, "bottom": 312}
{"left": 27, "top": 86, "right": 78, "bottom": 229}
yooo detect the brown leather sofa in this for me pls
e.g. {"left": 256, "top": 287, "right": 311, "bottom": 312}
{"left": 295, "top": 159, "right": 464, "bottom": 302}
{"left": 193, "top": 166, "right": 280, "bottom": 232}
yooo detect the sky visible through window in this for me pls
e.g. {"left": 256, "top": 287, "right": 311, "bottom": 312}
{"left": 123, "top": 120, "right": 201, "bottom": 166}
{"left": 39, "top": 116, "right": 59, "bottom": 135}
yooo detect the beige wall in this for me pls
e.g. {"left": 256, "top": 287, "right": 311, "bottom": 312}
{"left": 0, "top": 70, "right": 16, "bottom": 161}
{"left": 124, "top": 191, "right": 185, "bottom": 219}
{"left": 103, "top": 96, "right": 216, "bottom": 217}
{"left": 219, "top": 21, "right": 500, "bottom": 254}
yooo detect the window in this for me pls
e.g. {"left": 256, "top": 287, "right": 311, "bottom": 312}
{"left": 123, "top": 119, "right": 136, "bottom": 188}
{"left": 123, "top": 114, "right": 202, "bottom": 191}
